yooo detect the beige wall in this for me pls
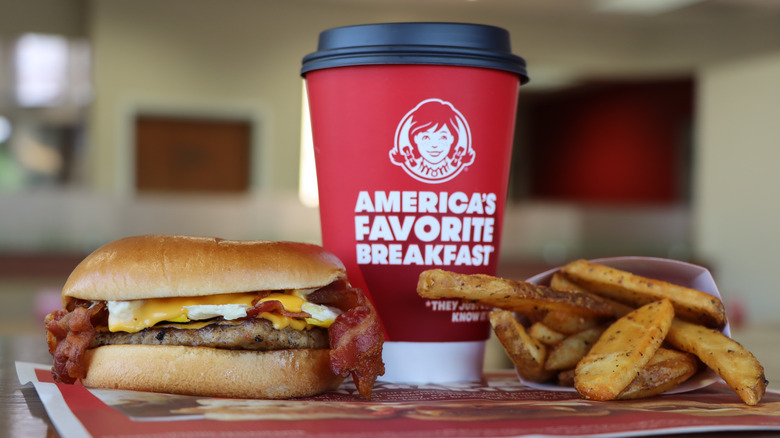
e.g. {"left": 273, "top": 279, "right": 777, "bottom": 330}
{"left": 0, "top": 0, "right": 86, "bottom": 38}
{"left": 693, "top": 51, "right": 780, "bottom": 323}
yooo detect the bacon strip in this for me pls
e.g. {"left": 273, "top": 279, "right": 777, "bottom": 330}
{"left": 45, "top": 301, "right": 106, "bottom": 384}
{"left": 309, "top": 280, "right": 385, "bottom": 399}
{"left": 245, "top": 299, "right": 311, "bottom": 320}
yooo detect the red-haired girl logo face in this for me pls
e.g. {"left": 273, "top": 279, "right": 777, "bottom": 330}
{"left": 390, "top": 99, "right": 474, "bottom": 183}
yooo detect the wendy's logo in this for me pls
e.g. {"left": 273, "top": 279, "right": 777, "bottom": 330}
{"left": 390, "top": 99, "right": 474, "bottom": 184}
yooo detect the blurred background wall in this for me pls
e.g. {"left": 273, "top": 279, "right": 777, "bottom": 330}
{"left": 1, "top": 0, "right": 779, "bottom": 326}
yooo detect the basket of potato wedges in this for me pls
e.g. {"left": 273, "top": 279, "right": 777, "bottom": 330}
{"left": 416, "top": 257, "right": 767, "bottom": 406}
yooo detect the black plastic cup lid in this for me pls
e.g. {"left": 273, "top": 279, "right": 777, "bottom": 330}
{"left": 301, "top": 22, "right": 529, "bottom": 84}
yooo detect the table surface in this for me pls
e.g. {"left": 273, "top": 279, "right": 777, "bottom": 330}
{"left": 4, "top": 327, "right": 780, "bottom": 438}
{"left": 2, "top": 331, "right": 62, "bottom": 437}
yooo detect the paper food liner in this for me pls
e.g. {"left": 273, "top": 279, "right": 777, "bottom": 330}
{"left": 519, "top": 256, "right": 729, "bottom": 394}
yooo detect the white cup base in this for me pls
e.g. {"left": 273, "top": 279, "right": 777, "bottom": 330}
{"left": 378, "top": 340, "right": 486, "bottom": 384}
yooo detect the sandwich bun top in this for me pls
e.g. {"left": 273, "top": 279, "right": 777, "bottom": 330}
{"left": 62, "top": 235, "right": 347, "bottom": 303}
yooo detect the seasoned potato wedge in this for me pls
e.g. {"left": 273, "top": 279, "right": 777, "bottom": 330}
{"left": 574, "top": 299, "right": 674, "bottom": 401}
{"left": 666, "top": 318, "right": 767, "bottom": 406}
{"left": 550, "top": 271, "right": 586, "bottom": 292}
{"left": 616, "top": 348, "right": 698, "bottom": 400}
{"left": 528, "top": 322, "right": 567, "bottom": 346}
{"left": 540, "top": 309, "right": 604, "bottom": 335}
{"left": 560, "top": 259, "right": 726, "bottom": 328}
{"left": 418, "top": 269, "right": 616, "bottom": 319}
{"left": 551, "top": 271, "right": 634, "bottom": 318}
{"left": 490, "top": 310, "right": 555, "bottom": 383}
{"left": 545, "top": 326, "right": 605, "bottom": 371}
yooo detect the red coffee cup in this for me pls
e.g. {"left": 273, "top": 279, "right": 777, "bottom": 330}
{"left": 302, "top": 22, "right": 528, "bottom": 383}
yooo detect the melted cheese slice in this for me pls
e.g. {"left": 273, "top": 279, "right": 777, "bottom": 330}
{"left": 107, "top": 291, "right": 339, "bottom": 333}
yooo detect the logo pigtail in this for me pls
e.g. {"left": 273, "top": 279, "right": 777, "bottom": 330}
{"left": 401, "top": 145, "right": 419, "bottom": 168}
{"left": 450, "top": 146, "right": 466, "bottom": 168}
{"left": 390, "top": 146, "right": 418, "bottom": 168}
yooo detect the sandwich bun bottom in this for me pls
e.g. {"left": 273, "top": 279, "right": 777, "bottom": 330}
{"left": 83, "top": 345, "right": 343, "bottom": 399}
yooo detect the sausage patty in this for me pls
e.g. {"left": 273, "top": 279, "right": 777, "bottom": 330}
{"left": 90, "top": 318, "right": 329, "bottom": 350}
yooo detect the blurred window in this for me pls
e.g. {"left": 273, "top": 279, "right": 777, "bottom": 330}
{"left": 14, "top": 33, "right": 69, "bottom": 107}
{"left": 0, "top": 116, "right": 10, "bottom": 143}
{"left": 0, "top": 33, "right": 91, "bottom": 190}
